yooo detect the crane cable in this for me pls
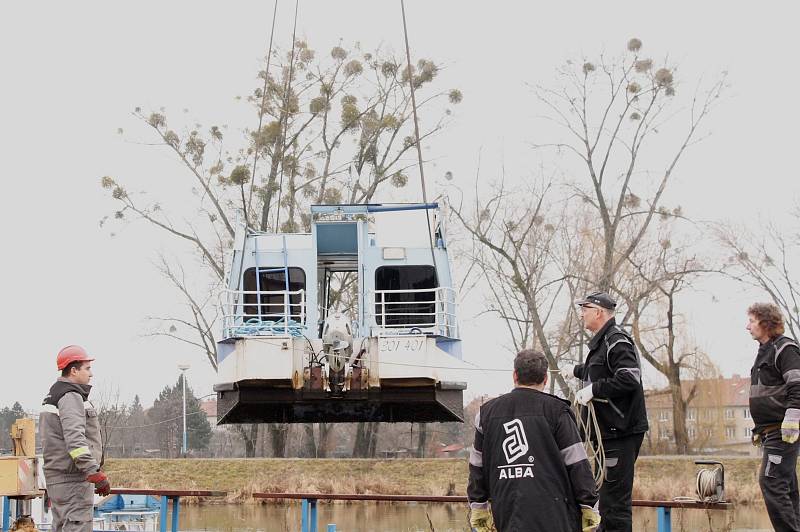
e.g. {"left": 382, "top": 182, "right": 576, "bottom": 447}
{"left": 246, "top": 0, "right": 279, "bottom": 222}
{"left": 400, "top": 0, "right": 438, "bottom": 272}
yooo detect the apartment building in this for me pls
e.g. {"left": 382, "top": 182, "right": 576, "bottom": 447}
{"left": 644, "top": 375, "right": 757, "bottom": 455}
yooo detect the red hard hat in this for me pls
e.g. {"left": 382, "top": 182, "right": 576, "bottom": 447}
{"left": 56, "top": 345, "right": 95, "bottom": 371}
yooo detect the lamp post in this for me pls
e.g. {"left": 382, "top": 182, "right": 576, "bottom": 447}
{"left": 178, "top": 364, "right": 190, "bottom": 457}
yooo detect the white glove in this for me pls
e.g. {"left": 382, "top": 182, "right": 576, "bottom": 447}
{"left": 560, "top": 363, "right": 577, "bottom": 380}
{"left": 575, "top": 384, "right": 594, "bottom": 406}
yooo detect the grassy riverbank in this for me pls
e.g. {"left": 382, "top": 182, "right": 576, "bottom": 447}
{"left": 104, "top": 456, "right": 764, "bottom": 505}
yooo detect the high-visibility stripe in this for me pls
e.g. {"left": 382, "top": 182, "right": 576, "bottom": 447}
{"left": 69, "top": 446, "right": 90, "bottom": 459}
{"left": 41, "top": 404, "right": 59, "bottom": 416}
{"left": 775, "top": 341, "right": 800, "bottom": 364}
{"left": 560, "top": 442, "right": 588, "bottom": 466}
{"left": 606, "top": 338, "right": 632, "bottom": 352}
{"left": 615, "top": 367, "right": 642, "bottom": 383}
{"left": 469, "top": 447, "right": 483, "bottom": 467}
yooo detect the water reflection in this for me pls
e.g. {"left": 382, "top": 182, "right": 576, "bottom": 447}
{"left": 180, "top": 503, "right": 773, "bottom": 531}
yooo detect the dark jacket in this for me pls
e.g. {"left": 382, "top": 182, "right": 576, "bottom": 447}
{"left": 40, "top": 378, "right": 102, "bottom": 485}
{"left": 750, "top": 335, "right": 800, "bottom": 433}
{"left": 573, "top": 318, "right": 649, "bottom": 440}
{"left": 467, "top": 387, "right": 598, "bottom": 532}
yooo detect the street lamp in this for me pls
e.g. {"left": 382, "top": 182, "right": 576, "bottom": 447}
{"left": 178, "top": 364, "right": 190, "bottom": 457}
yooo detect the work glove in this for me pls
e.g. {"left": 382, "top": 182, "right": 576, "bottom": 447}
{"left": 560, "top": 363, "right": 577, "bottom": 380}
{"left": 575, "top": 384, "right": 594, "bottom": 406}
{"left": 581, "top": 505, "right": 601, "bottom": 531}
{"left": 782, "top": 408, "right": 800, "bottom": 444}
{"left": 87, "top": 471, "right": 111, "bottom": 496}
{"left": 752, "top": 431, "right": 761, "bottom": 447}
{"left": 469, "top": 506, "right": 494, "bottom": 532}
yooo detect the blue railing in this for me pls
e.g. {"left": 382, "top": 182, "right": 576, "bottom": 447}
{"left": 4, "top": 489, "right": 732, "bottom": 531}
{"left": 2, "top": 488, "right": 226, "bottom": 532}
{"left": 253, "top": 492, "right": 734, "bottom": 532}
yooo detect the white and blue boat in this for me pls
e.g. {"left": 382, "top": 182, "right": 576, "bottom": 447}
{"left": 214, "top": 203, "right": 470, "bottom": 424}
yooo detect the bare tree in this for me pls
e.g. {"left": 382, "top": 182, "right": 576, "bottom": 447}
{"left": 531, "top": 38, "right": 726, "bottom": 293}
{"left": 454, "top": 39, "right": 727, "bottom": 439}
{"left": 615, "top": 225, "right": 721, "bottom": 453}
{"left": 717, "top": 211, "right": 800, "bottom": 338}
{"left": 94, "top": 387, "right": 127, "bottom": 463}
{"left": 452, "top": 176, "right": 580, "bottom": 396}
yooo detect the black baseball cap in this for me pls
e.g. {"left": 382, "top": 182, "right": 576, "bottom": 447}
{"left": 575, "top": 291, "right": 617, "bottom": 310}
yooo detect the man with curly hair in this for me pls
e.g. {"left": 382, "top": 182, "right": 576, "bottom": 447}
{"left": 748, "top": 303, "right": 800, "bottom": 531}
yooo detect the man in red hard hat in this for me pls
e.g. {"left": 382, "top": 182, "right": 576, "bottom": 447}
{"left": 40, "top": 345, "right": 111, "bottom": 531}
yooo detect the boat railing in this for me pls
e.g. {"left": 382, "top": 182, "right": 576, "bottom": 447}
{"left": 220, "top": 288, "right": 307, "bottom": 338}
{"left": 368, "top": 287, "right": 459, "bottom": 339}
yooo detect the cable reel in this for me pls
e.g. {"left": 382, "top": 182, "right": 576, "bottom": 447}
{"left": 695, "top": 460, "right": 725, "bottom": 503}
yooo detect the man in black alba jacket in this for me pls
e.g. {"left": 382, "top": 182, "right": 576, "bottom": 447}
{"left": 468, "top": 349, "right": 600, "bottom": 531}
{"left": 562, "top": 292, "right": 648, "bottom": 532}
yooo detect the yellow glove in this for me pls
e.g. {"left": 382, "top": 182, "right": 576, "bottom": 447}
{"left": 581, "top": 506, "right": 601, "bottom": 531}
{"left": 752, "top": 432, "right": 761, "bottom": 447}
{"left": 469, "top": 506, "right": 494, "bottom": 532}
{"left": 782, "top": 408, "right": 800, "bottom": 444}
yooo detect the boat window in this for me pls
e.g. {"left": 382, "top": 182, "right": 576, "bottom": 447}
{"left": 375, "top": 265, "right": 437, "bottom": 326}
{"left": 242, "top": 267, "right": 306, "bottom": 321}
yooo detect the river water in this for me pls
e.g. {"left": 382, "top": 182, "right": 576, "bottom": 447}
{"left": 179, "top": 503, "right": 774, "bottom": 531}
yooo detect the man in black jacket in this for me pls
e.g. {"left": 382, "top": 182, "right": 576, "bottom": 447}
{"left": 561, "top": 292, "right": 648, "bottom": 532}
{"left": 747, "top": 302, "right": 800, "bottom": 532}
{"left": 467, "top": 349, "right": 600, "bottom": 532}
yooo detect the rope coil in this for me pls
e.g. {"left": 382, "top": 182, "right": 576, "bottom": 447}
{"left": 695, "top": 466, "right": 724, "bottom": 502}
{"left": 574, "top": 399, "right": 606, "bottom": 491}
{"left": 230, "top": 317, "right": 306, "bottom": 337}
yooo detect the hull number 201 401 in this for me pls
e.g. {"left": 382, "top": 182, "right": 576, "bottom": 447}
{"left": 380, "top": 338, "right": 425, "bottom": 353}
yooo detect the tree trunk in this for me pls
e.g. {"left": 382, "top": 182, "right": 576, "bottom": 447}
{"left": 243, "top": 433, "right": 256, "bottom": 458}
{"left": 268, "top": 423, "right": 289, "bottom": 457}
{"left": 234, "top": 424, "right": 259, "bottom": 458}
{"left": 301, "top": 423, "right": 317, "bottom": 457}
{"left": 317, "top": 423, "right": 333, "bottom": 458}
{"left": 260, "top": 150, "right": 283, "bottom": 231}
{"left": 367, "top": 422, "right": 379, "bottom": 457}
{"left": 599, "top": 237, "right": 615, "bottom": 293}
{"left": 353, "top": 422, "right": 367, "bottom": 457}
{"left": 259, "top": 424, "right": 267, "bottom": 457}
{"left": 416, "top": 423, "right": 428, "bottom": 458}
{"left": 353, "top": 422, "right": 380, "bottom": 457}
{"left": 668, "top": 366, "right": 690, "bottom": 454}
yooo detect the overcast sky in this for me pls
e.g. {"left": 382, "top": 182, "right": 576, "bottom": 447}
{"left": 1, "top": 1, "right": 798, "bottom": 412}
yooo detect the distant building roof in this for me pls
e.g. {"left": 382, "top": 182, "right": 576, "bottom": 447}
{"left": 440, "top": 443, "right": 464, "bottom": 453}
{"left": 199, "top": 399, "right": 217, "bottom": 417}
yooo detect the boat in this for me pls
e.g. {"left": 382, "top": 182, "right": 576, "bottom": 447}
{"left": 214, "top": 203, "right": 469, "bottom": 424}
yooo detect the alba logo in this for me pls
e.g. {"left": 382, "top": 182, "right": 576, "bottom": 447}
{"left": 501, "top": 419, "right": 529, "bottom": 464}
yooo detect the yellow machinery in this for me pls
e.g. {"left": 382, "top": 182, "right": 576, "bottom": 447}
{"left": 0, "top": 419, "right": 39, "bottom": 497}
{"left": 1, "top": 418, "right": 42, "bottom": 530}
